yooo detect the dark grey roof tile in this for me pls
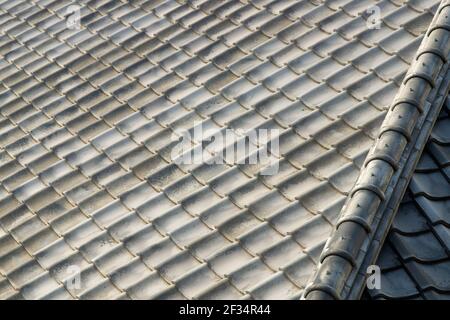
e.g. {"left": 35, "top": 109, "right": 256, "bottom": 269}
{"left": 222, "top": 25, "right": 254, "bottom": 46}
{"left": 391, "top": 201, "right": 429, "bottom": 234}
{"left": 430, "top": 117, "right": 450, "bottom": 144}
{"left": 196, "top": 278, "right": 243, "bottom": 299}
{"left": 403, "top": 10, "right": 435, "bottom": 36}
{"left": 377, "top": 242, "right": 403, "bottom": 270}
{"left": 410, "top": 171, "right": 450, "bottom": 199}
{"left": 19, "top": 272, "right": 61, "bottom": 300}
{"left": 419, "top": 290, "right": 450, "bottom": 300}
{"left": 407, "top": 0, "right": 439, "bottom": 11}
{"left": 170, "top": 215, "right": 211, "bottom": 246}
{"left": 415, "top": 150, "right": 440, "bottom": 171}
{"left": 139, "top": 237, "right": 181, "bottom": 269}
{"left": 78, "top": 278, "right": 125, "bottom": 299}
{"left": 212, "top": 47, "right": 246, "bottom": 70}
{"left": 1, "top": 0, "right": 444, "bottom": 300}
{"left": 428, "top": 142, "right": 450, "bottom": 167}
{"left": 369, "top": 267, "right": 419, "bottom": 299}
{"left": 163, "top": 174, "right": 204, "bottom": 202}
{"left": 229, "top": 178, "right": 272, "bottom": 206}
{"left": 406, "top": 260, "right": 450, "bottom": 292}
{"left": 305, "top": 241, "right": 325, "bottom": 265}
{"left": 109, "top": 256, "right": 153, "bottom": 290}
{"left": 208, "top": 166, "right": 251, "bottom": 197}
{"left": 389, "top": 231, "right": 448, "bottom": 262}
{"left": 2, "top": 168, "right": 34, "bottom": 191}
{"left": 433, "top": 224, "right": 450, "bottom": 251}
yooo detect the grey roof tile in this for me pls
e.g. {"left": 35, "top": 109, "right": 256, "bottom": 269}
{"left": 367, "top": 100, "right": 450, "bottom": 299}
{"left": 306, "top": 0, "right": 450, "bottom": 300}
{"left": 369, "top": 267, "right": 420, "bottom": 299}
{"left": 410, "top": 171, "right": 450, "bottom": 198}
{"left": 0, "top": 0, "right": 446, "bottom": 300}
{"left": 390, "top": 231, "right": 448, "bottom": 262}
{"left": 391, "top": 201, "right": 429, "bottom": 234}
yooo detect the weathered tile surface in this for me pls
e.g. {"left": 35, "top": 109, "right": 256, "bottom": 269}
{"left": 367, "top": 97, "right": 450, "bottom": 300}
{"left": 0, "top": 0, "right": 442, "bottom": 299}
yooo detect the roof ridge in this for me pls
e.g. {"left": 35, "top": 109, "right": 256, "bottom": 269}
{"left": 302, "top": 0, "right": 450, "bottom": 300}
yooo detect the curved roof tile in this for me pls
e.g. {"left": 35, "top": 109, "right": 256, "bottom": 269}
{"left": 0, "top": 0, "right": 447, "bottom": 299}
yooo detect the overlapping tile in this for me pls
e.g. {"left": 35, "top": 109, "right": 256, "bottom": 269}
{"left": 367, "top": 98, "right": 450, "bottom": 300}
{"left": 305, "top": 0, "right": 450, "bottom": 300}
{"left": 0, "top": 0, "right": 444, "bottom": 299}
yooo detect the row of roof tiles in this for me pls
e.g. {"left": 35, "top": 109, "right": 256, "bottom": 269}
{"left": 304, "top": 0, "right": 450, "bottom": 299}
{"left": 367, "top": 99, "right": 450, "bottom": 299}
{"left": 0, "top": 0, "right": 445, "bottom": 299}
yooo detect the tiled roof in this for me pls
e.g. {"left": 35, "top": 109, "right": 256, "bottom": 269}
{"left": 366, "top": 96, "right": 450, "bottom": 300}
{"left": 0, "top": 0, "right": 446, "bottom": 300}
{"left": 305, "top": 0, "right": 450, "bottom": 299}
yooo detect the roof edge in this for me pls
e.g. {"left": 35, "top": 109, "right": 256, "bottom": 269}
{"left": 348, "top": 75, "right": 450, "bottom": 299}
{"left": 302, "top": 0, "right": 450, "bottom": 300}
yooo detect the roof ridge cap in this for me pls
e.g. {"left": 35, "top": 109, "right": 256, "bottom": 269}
{"left": 302, "top": 0, "right": 450, "bottom": 300}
